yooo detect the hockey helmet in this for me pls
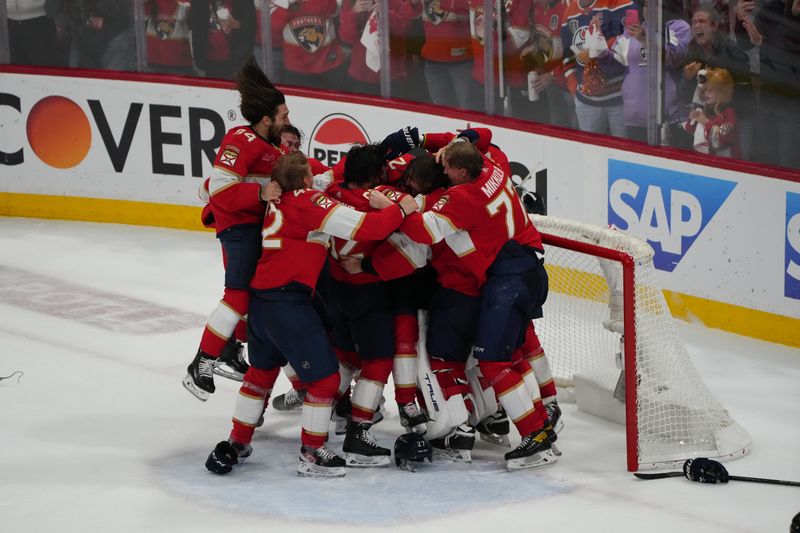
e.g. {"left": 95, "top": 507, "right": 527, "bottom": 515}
{"left": 394, "top": 432, "right": 433, "bottom": 471}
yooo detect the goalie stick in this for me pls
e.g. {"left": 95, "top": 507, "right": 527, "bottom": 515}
{"left": 634, "top": 471, "right": 800, "bottom": 487}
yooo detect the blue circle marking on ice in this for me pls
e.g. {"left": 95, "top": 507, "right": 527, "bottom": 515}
{"left": 156, "top": 441, "right": 572, "bottom": 525}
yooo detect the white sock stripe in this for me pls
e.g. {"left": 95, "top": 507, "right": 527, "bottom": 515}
{"left": 522, "top": 372, "right": 542, "bottom": 403}
{"left": 352, "top": 378, "right": 384, "bottom": 413}
{"left": 301, "top": 403, "right": 333, "bottom": 436}
{"left": 496, "top": 381, "right": 535, "bottom": 422}
{"left": 242, "top": 381, "right": 272, "bottom": 397}
{"left": 338, "top": 366, "right": 356, "bottom": 395}
{"left": 233, "top": 393, "right": 266, "bottom": 425}
{"left": 207, "top": 302, "right": 242, "bottom": 338}
{"left": 393, "top": 356, "right": 418, "bottom": 388}
{"left": 531, "top": 357, "right": 554, "bottom": 384}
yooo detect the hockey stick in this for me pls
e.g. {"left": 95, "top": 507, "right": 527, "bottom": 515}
{"left": 634, "top": 471, "right": 800, "bottom": 487}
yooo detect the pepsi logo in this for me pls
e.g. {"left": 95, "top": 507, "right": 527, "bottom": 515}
{"left": 307, "top": 113, "right": 370, "bottom": 167}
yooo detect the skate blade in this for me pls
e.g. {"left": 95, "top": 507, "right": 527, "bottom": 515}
{"left": 479, "top": 432, "right": 511, "bottom": 448}
{"left": 432, "top": 448, "right": 472, "bottom": 463}
{"left": 344, "top": 452, "right": 391, "bottom": 467}
{"left": 553, "top": 419, "right": 564, "bottom": 434}
{"left": 506, "top": 449, "right": 558, "bottom": 472}
{"left": 182, "top": 374, "right": 209, "bottom": 402}
{"left": 296, "top": 462, "right": 346, "bottom": 478}
{"left": 211, "top": 363, "right": 245, "bottom": 382}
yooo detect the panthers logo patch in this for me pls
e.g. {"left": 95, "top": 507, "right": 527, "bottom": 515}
{"left": 432, "top": 195, "right": 449, "bottom": 211}
{"left": 291, "top": 16, "right": 327, "bottom": 53}
{"left": 311, "top": 193, "right": 334, "bottom": 209}
{"left": 219, "top": 145, "right": 240, "bottom": 167}
{"left": 423, "top": 0, "right": 448, "bottom": 25}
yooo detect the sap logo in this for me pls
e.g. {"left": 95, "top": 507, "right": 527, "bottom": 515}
{"left": 608, "top": 160, "right": 736, "bottom": 272}
{"left": 0, "top": 93, "right": 225, "bottom": 177}
{"left": 785, "top": 192, "right": 800, "bottom": 300}
{"left": 307, "top": 113, "right": 369, "bottom": 167}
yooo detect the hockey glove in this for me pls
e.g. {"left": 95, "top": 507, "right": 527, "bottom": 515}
{"left": 456, "top": 129, "right": 480, "bottom": 145}
{"left": 683, "top": 457, "right": 729, "bottom": 484}
{"left": 205, "top": 440, "right": 239, "bottom": 475}
{"left": 380, "top": 127, "right": 420, "bottom": 160}
{"left": 514, "top": 185, "right": 545, "bottom": 215}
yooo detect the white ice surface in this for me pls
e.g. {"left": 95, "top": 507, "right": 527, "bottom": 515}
{"left": 0, "top": 217, "right": 798, "bottom": 533}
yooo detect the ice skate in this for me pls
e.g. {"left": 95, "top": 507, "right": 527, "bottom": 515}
{"left": 272, "top": 388, "right": 306, "bottom": 412}
{"left": 398, "top": 401, "right": 428, "bottom": 434}
{"left": 183, "top": 350, "right": 215, "bottom": 401}
{"left": 213, "top": 338, "right": 249, "bottom": 381}
{"left": 430, "top": 424, "right": 475, "bottom": 463}
{"left": 297, "top": 445, "right": 346, "bottom": 478}
{"left": 544, "top": 401, "right": 563, "bottom": 456}
{"left": 505, "top": 430, "right": 557, "bottom": 471}
{"left": 342, "top": 421, "right": 391, "bottom": 467}
{"left": 474, "top": 408, "right": 511, "bottom": 448}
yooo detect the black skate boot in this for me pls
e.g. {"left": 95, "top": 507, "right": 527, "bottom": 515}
{"left": 474, "top": 408, "right": 511, "bottom": 447}
{"left": 272, "top": 388, "right": 307, "bottom": 412}
{"left": 505, "top": 429, "right": 557, "bottom": 471}
{"left": 544, "top": 401, "right": 563, "bottom": 456}
{"left": 398, "top": 401, "right": 428, "bottom": 434}
{"left": 430, "top": 424, "right": 475, "bottom": 463}
{"left": 214, "top": 338, "right": 249, "bottom": 381}
{"left": 183, "top": 350, "right": 215, "bottom": 401}
{"left": 342, "top": 421, "right": 392, "bottom": 467}
{"left": 297, "top": 445, "right": 346, "bottom": 478}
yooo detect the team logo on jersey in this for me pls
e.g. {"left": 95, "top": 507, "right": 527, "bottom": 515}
{"left": 432, "top": 195, "right": 450, "bottom": 211}
{"left": 290, "top": 16, "right": 327, "bottom": 53}
{"left": 785, "top": 192, "right": 800, "bottom": 300}
{"left": 608, "top": 160, "right": 736, "bottom": 272}
{"left": 153, "top": 19, "right": 175, "bottom": 39}
{"left": 382, "top": 189, "right": 404, "bottom": 202}
{"left": 219, "top": 145, "right": 240, "bottom": 167}
{"left": 423, "top": 0, "right": 448, "bottom": 25}
{"left": 308, "top": 113, "right": 370, "bottom": 168}
{"left": 311, "top": 192, "right": 334, "bottom": 210}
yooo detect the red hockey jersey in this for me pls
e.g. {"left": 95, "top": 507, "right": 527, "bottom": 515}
{"left": 200, "top": 125, "right": 287, "bottom": 233}
{"left": 272, "top": 0, "right": 346, "bottom": 74}
{"left": 399, "top": 159, "right": 543, "bottom": 295}
{"left": 250, "top": 188, "right": 406, "bottom": 291}
{"left": 146, "top": 0, "right": 193, "bottom": 67}
{"left": 325, "top": 183, "right": 411, "bottom": 284}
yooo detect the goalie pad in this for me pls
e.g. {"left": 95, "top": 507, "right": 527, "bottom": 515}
{"left": 416, "top": 311, "right": 470, "bottom": 440}
{"left": 465, "top": 354, "right": 499, "bottom": 426}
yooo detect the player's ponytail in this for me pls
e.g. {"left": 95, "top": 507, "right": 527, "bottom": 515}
{"left": 236, "top": 56, "right": 286, "bottom": 125}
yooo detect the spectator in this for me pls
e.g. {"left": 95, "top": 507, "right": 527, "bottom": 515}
{"left": 561, "top": 0, "right": 632, "bottom": 137}
{"left": 145, "top": 0, "right": 194, "bottom": 75}
{"left": 47, "top": 0, "right": 135, "bottom": 70}
{"left": 611, "top": 0, "right": 691, "bottom": 143}
{"left": 271, "top": 0, "right": 347, "bottom": 90}
{"left": 513, "top": 0, "right": 575, "bottom": 127}
{"left": 681, "top": 67, "right": 740, "bottom": 157}
{"left": 7, "top": 0, "right": 63, "bottom": 66}
{"left": 679, "top": 6, "right": 756, "bottom": 158}
{"left": 190, "top": 0, "right": 256, "bottom": 79}
{"left": 419, "top": 0, "right": 481, "bottom": 109}
{"left": 339, "top": 0, "right": 422, "bottom": 96}
{"left": 733, "top": 0, "right": 800, "bottom": 169}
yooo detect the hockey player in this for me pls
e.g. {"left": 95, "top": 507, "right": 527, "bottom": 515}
{"left": 398, "top": 141, "right": 557, "bottom": 470}
{"left": 205, "top": 152, "right": 419, "bottom": 478}
{"left": 183, "top": 56, "right": 289, "bottom": 401}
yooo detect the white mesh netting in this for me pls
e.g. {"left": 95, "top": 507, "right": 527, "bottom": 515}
{"left": 531, "top": 215, "right": 752, "bottom": 469}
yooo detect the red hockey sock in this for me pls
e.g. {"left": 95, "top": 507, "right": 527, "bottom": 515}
{"left": 393, "top": 314, "right": 419, "bottom": 405}
{"left": 479, "top": 361, "right": 545, "bottom": 436}
{"left": 301, "top": 372, "right": 340, "bottom": 448}
{"left": 230, "top": 366, "right": 280, "bottom": 444}
{"left": 199, "top": 287, "right": 249, "bottom": 357}
{"left": 351, "top": 358, "right": 393, "bottom": 422}
{"left": 431, "top": 358, "right": 473, "bottom": 413}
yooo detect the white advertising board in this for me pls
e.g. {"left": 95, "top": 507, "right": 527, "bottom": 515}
{"left": 1, "top": 71, "right": 799, "bottom": 335}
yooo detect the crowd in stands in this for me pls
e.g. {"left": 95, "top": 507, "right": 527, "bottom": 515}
{"left": 3, "top": 0, "right": 799, "bottom": 168}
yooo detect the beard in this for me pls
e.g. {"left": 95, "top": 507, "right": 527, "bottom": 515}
{"left": 267, "top": 122, "right": 283, "bottom": 146}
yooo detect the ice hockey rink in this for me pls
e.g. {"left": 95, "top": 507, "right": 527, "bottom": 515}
{"left": 0, "top": 216, "right": 798, "bottom": 533}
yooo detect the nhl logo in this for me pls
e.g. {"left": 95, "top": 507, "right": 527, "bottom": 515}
{"left": 308, "top": 114, "right": 370, "bottom": 168}
{"left": 290, "top": 16, "right": 327, "bottom": 53}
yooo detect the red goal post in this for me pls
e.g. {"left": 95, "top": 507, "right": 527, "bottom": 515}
{"left": 532, "top": 215, "right": 752, "bottom": 471}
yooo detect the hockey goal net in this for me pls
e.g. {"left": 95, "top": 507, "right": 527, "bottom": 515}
{"left": 532, "top": 215, "right": 752, "bottom": 471}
